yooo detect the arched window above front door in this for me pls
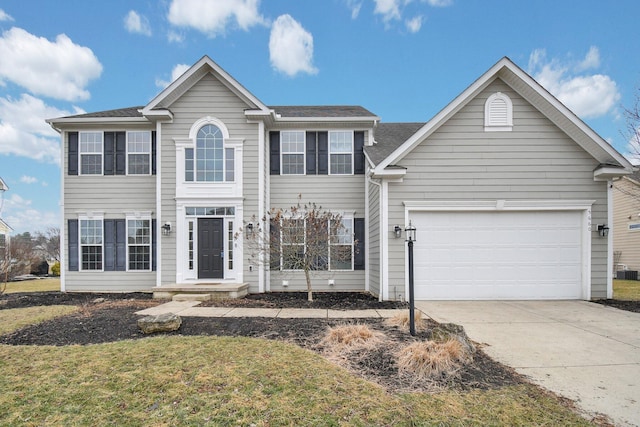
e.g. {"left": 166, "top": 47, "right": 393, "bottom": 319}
{"left": 185, "top": 119, "right": 234, "bottom": 182}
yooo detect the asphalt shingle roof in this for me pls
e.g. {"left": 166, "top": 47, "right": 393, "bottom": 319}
{"left": 269, "top": 105, "right": 377, "bottom": 118}
{"left": 366, "top": 122, "right": 426, "bottom": 166}
{"left": 60, "top": 106, "right": 144, "bottom": 119}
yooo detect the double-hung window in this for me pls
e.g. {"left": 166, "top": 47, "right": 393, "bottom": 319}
{"left": 80, "top": 219, "right": 103, "bottom": 270}
{"left": 281, "top": 131, "right": 305, "bottom": 175}
{"left": 127, "top": 218, "right": 151, "bottom": 270}
{"left": 127, "top": 131, "right": 151, "bottom": 175}
{"left": 79, "top": 132, "right": 103, "bottom": 175}
{"left": 281, "top": 218, "right": 305, "bottom": 269}
{"left": 329, "top": 131, "right": 353, "bottom": 175}
{"left": 330, "top": 218, "right": 353, "bottom": 270}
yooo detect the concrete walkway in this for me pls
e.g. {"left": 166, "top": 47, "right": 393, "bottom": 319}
{"left": 416, "top": 300, "right": 640, "bottom": 427}
{"left": 135, "top": 300, "right": 405, "bottom": 319}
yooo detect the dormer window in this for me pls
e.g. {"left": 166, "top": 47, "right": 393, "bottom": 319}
{"left": 484, "top": 92, "right": 513, "bottom": 132}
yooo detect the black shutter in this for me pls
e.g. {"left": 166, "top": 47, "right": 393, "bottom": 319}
{"left": 115, "top": 132, "right": 126, "bottom": 175}
{"left": 354, "top": 131, "right": 365, "bottom": 175}
{"left": 115, "top": 219, "right": 126, "bottom": 271}
{"left": 151, "top": 131, "right": 157, "bottom": 175}
{"left": 270, "top": 131, "right": 280, "bottom": 175}
{"left": 152, "top": 219, "right": 157, "bottom": 271}
{"left": 68, "top": 219, "right": 79, "bottom": 271}
{"left": 104, "top": 132, "right": 115, "bottom": 175}
{"left": 306, "top": 131, "right": 317, "bottom": 175}
{"left": 104, "top": 219, "right": 116, "bottom": 271}
{"left": 317, "top": 131, "right": 328, "bottom": 175}
{"left": 354, "top": 218, "right": 365, "bottom": 270}
{"left": 68, "top": 132, "right": 79, "bottom": 175}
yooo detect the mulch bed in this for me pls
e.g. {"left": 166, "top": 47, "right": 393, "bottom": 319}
{"left": 0, "top": 291, "right": 524, "bottom": 393}
{"left": 593, "top": 299, "right": 640, "bottom": 313}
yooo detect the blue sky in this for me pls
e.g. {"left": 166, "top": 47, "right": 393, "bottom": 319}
{"left": 0, "top": 0, "right": 638, "bottom": 234}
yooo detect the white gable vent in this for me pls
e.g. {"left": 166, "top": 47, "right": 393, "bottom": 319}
{"left": 484, "top": 92, "right": 513, "bottom": 131}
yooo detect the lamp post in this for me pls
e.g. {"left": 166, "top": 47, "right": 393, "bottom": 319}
{"left": 405, "top": 221, "right": 417, "bottom": 336}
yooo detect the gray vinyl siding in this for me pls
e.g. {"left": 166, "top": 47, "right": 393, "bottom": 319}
{"left": 158, "top": 73, "right": 261, "bottom": 290}
{"left": 62, "top": 124, "right": 157, "bottom": 292}
{"left": 367, "top": 177, "right": 381, "bottom": 297}
{"left": 385, "top": 79, "right": 608, "bottom": 300}
{"left": 613, "top": 179, "right": 640, "bottom": 271}
{"left": 269, "top": 174, "right": 366, "bottom": 291}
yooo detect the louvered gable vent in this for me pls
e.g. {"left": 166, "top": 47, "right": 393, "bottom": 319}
{"left": 484, "top": 92, "right": 513, "bottom": 131}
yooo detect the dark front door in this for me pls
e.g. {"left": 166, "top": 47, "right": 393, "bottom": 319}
{"left": 198, "top": 218, "right": 224, "bottom": 279}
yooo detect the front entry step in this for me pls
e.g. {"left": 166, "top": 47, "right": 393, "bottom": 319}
{"left": 153, "top": 283, "right": 249, "bottom": 300}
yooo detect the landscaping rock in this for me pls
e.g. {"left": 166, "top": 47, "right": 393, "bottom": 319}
{"left": 431, "top": 323, "right": 476, "bottom": 354}
{"left": 138, "top": 312, "right": 182, "bottom": 334}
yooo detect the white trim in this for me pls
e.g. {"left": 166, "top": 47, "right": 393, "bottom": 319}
{"left": 328, "top": 130, "right": 354, "bottom": 175}
{"left": 381, "top": 180, "right": 389, "bottom": 300}
{"left": 258, "top": 120, "right": 265, "bottom": 293}
{"left": 78, "top": 131, "right": 104, "bottom": 176}
{"left": 273, "top": 116, "right": 380, "bottom": 123}
{"left": 155, "top": 120, "right": 162, "bottom": 287}
{"left": 125, "top": 214, "right": 152, "bottom": 272}
{"left": 125, "top": 130, "right": 152, "bottom": 176}
{"left": 364, "top": 173, "right": 370, "bottom": 293}
{"left": 594, "top": 166, "right": 632, "bottom": 181}
{"left": 78, "top": 215, "right": 105, "bottom": 273}
{"left": 484, "top": 92, "right": 513, "bottom": 131}
{"left": 403, "top": 199, "right": 595, "bottom": 300}
{"left": 189, "top": 116, "right": 230, "bottom": 140}
{"left": 280, "top": 130, "right": 306, "bottom": 176}
{"left": 60, "top": 131, "right": 66, "bottom": 292}
{"left": 607, "top": 180, "right": 614, "bottom": 299}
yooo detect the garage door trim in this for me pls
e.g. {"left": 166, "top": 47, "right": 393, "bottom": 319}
{"left": 403, "top": 200, "right": 595, "bottom": 300}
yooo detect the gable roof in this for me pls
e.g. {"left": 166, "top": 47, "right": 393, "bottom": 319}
{"left": 372, "top": 57, "right": 634, "bottom": 175}
{"left": 55, "top": 106, "right": 144, "bottom": 120}
{"left": 142, "top": 55, "right": 270, "bottom": 118}
{"left": 270, "top": 105, "right": 377, "bottom": 119}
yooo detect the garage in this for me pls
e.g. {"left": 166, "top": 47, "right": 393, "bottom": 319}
{"left": 410, "top": 210, "right": 585, "bottom": 300}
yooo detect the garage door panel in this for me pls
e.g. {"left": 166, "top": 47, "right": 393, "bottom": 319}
{"left": 411, "top": 211, "right": 584, "bottom": 300}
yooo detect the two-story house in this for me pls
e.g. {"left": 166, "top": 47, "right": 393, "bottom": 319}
{"left": 48, "top": 56, "right": 633, "bottom": 301}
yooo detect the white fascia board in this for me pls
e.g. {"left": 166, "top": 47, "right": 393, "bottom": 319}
{"left": 0, "top": 177, "right": 8, "bottom": 192}
{"left": 593, "top": 166, "right": 633, "bottom": 181}
{"left": 47, "top": 117, "right": 150, "bottom": 126}
{"left": 142, "top": 109, "right": 173, "bottom": 121}
{"left": 370, "top": 168, "right": 407, "bottom": 180}
{"left": 274, "top": 116, "right": 380, "bottom": 123}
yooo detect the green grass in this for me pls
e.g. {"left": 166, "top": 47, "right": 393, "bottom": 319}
{"left": 2, "top": 278, "right": 60, "bottom": 294}
{"left": 613, "top": 279, "right": 640, "bottom": 300}
{"left": 0, "top": 334, "right": 592, "bottom": 425}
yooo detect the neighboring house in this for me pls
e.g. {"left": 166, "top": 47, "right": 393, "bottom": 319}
{"left": 612, "top": 171, "right": 640, "bottom": 274}
{"left": 47, "top": 56, "right": 633, "bottom": 300}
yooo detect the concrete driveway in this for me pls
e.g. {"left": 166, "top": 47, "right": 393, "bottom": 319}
{"left": 415, "top": 300, "right": 640, "bottom": 426}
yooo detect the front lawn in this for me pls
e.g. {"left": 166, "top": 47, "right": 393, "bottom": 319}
{"left": 0, "top": 336, "right": 592, "bottom": 426}
{"left": 2, "top": 277, "right": 60, "bottom": 294}
{"left": 613, "top": 279, "right": 640, "bottom": 300}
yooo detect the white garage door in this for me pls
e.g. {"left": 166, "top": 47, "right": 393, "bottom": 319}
{"left": 410, "top": 210, "right": 584, "bottom": 300}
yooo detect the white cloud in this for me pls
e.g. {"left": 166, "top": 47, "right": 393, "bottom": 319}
{"left": 167, "top": 30, "right": 185, "bottom": 43}
{"left": 155, "top": 63, "right": 191, "bottom": 89}
{"left": 423, "top": 0, "right": 453, "bottom": 6}
{"left": 20, "top": 176, "right": 38, "bottom": 184}
{"left": 269, "top": 15, "right": 318, "bottom": 77}
{"left": 528, "top": 47, "right": 620, "bottom": 119}
{"left": 405, "top": 15, "right": 423, "bottom": 33}
{"left": 0, "top": 94, "right": 76, "bottom": 164}
{"left": 4, "top": 194, "right": 59, "bottom": 234}
{"left": 124, "top": 10, "right": 152, "bottom": 36}
{"left": 346, "top": 0, "right": 363, "bottom": 19}
{"left": 374, "top": 0, "right": 402, "bottom": 23}
{"left": 0, "top": 27, "right": 102, "bottom": 101}
{"left": 0, "top": 9, "right": 14, "bottom": 21}
{"left": 167, "top": 0, "right": 266, "bottom": 37}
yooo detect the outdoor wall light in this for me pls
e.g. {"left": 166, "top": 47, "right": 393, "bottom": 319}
{"left": 394, "top": 225, "right": 402, "bottom": 238}
{"left": 597, "top": 224, "right": 609, "bottom": 238}
{"left": 405, "top": 221, "right": 417, "bottom": 243}
{"left": 161, "top": 222, "right": 172, "bottom": 236}
{"left": 246, "top": 223, "right": 254, "bottom": 234}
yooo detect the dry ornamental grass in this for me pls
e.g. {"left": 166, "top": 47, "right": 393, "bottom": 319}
{"left": 396, "top": 339, "right": 471, "bottom": 380}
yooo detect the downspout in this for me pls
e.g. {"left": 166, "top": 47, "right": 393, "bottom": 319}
{"left": 155, "top": 120, "right": 162, "bottom": 288}
{"left": 258, "top": 120, "right": 265, "bottom": 293}
{"left": 607, "top": 179, "right": 613, "bottom": 299}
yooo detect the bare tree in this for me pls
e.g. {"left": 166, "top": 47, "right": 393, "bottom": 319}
{"left": 34, "top": 227, "right": 60, "bottom": 262}
{"left": 240, "top": 197, "right": 355, "bottom": 301}
{"left": 0, "top": 236, "right": 37, "bottom": 293}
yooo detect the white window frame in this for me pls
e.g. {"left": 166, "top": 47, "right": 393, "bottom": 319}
{"left": 126, "top": 131, "right": 152, "bottom": 175}
{"left": 79, "top": 131, "right": 103, "bottom": 175}
{"left": 628, "top": 223, "right": 640, "bottom": 231}
{"left": 280, "top": 131, "right": 306, "bottom": 175}
{"left": 79, "top": 216, "right": 104, "bottom": 272}
{"left": 126, "top": 215, "right": 152, "bottom": 272}
{"left": 329, "top": 131, "right": 354, "bottom": 175}
{"left": 330, "top": 216, "right": 354, "bottom": 270}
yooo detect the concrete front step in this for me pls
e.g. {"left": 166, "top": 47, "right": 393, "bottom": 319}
{"left": 153, "top": 283, "right": 249, "bottom": 300}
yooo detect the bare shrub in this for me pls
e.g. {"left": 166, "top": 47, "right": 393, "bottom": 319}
{"left": 396, "top": 339, "right": 471, "bottom": 380}
{"left": 384, "top": 310, "right": 428, "bottom": 332}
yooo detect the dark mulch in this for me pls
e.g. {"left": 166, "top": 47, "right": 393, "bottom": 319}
{"left": 0, "top": 292, "right": 524, "bottom": 393}
{"left": 0, "top": 291, "right": 152, "bottom": 310}
{"left": 593, "top": 299, "right": 640, "bottom": 313}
